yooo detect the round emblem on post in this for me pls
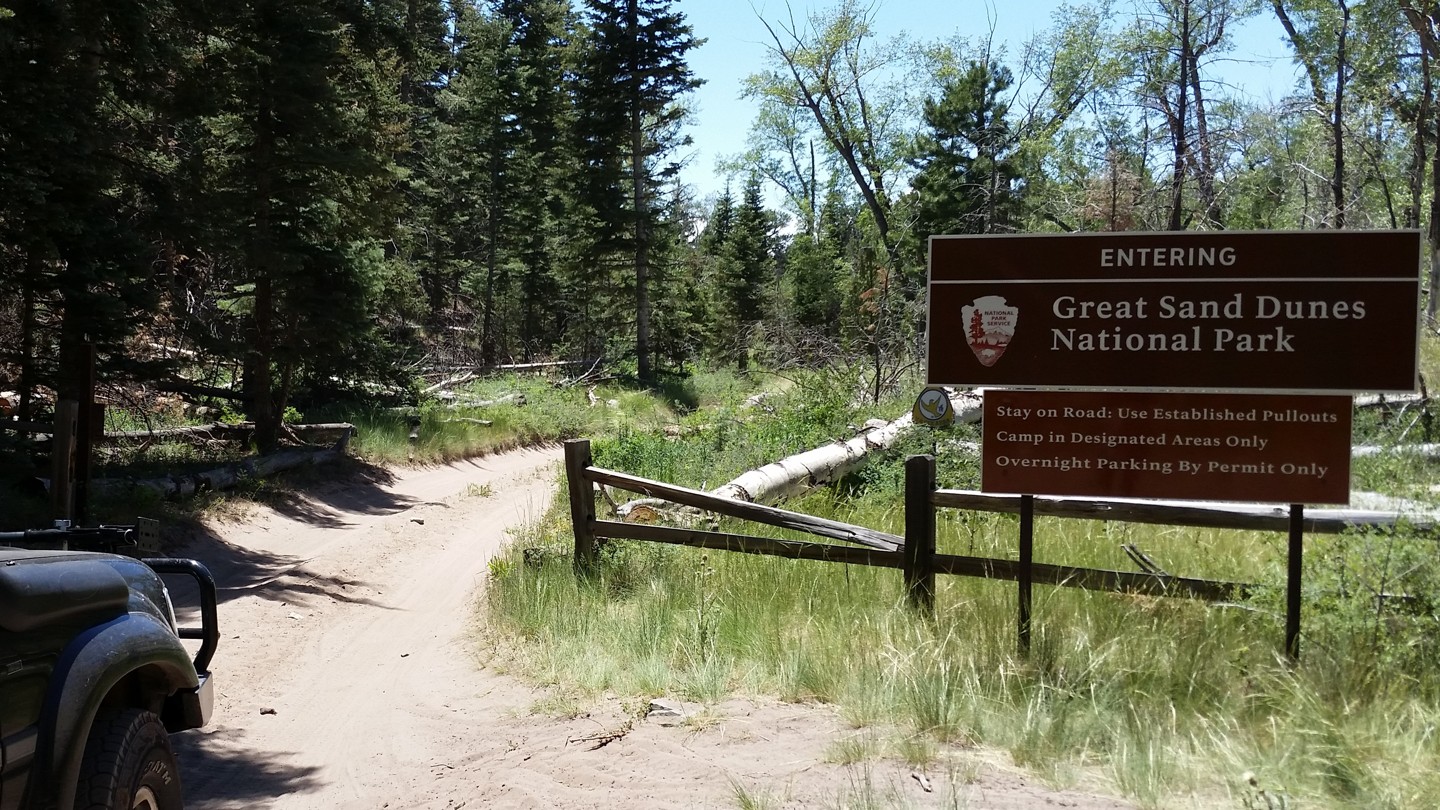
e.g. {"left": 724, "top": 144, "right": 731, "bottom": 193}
{"left": 913, "top": 387, "right": 955, "bottom": 427}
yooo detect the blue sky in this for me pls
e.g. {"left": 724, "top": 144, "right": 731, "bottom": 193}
{"left": 677, "top": 0, "right": 1302, "bottom": 204}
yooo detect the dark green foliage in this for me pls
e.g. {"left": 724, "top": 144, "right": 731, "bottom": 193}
{"left": 646, "top": 187, "right": 706, "bottom": 373}
{"left": 907, "top": 60, "right": 1026, "bottom": 252}
{"left": 177, "top": 0, "right": 402, "bottom": 450}
{"left": 572, "top": 0, "right": 701, "bottom": 382}
{"left": 727, "top": 177, "right": 777, "bottom": 331}
{"left": 696, "top": 177, "right": 777, "bottom": 367}
{"left": 0, "top": 0, "right": 190, "bottom": 404}
{"left": 784, "top": 233, "right": 843, "bottom": 331}
{"left": 497, "top": 0, "right": 575, "bottom": 361}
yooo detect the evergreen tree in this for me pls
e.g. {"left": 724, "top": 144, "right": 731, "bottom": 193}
{"left": 721, "top": 175, "right": 775, "bottom": 366}
{"left": 444, "top": 8, "right": 515, "bottom": 366}
{"left": 783, "top": 183, "right": 849, "bottom": 359}
{"left": 379, "top": 0, "right": 456, "bottom": 350}
{"left": 185, "top": 0, "right": 401, "bottom": 450}
{"left": 496, "top": 0, "right": 576, "bottom": 360}
{"left": 648, "top": 185, "right": 704, "bottom": 371}
{"left": 908, "top": 61, "right": 1026, "bottom": 249}
{"left": 700, "top": 184, "right": 737, "bottom": 255}
{"left": 573, "top": 0, "right": 700, "bottom": 383}
{"left": 0, "top": 0, "right": 192, "bottom": 411}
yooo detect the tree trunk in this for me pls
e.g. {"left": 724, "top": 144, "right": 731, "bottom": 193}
{"left": 18, "top": 256, "right": 39, "bottom": 421}
{"left": 1408, "top": 3, "right": 1440, "bottom": 324}
{"left": 482, "top": 149, "right": 501, "bottom": 367}
{"left": 247, "top": 89, "right": 280, "bottom": 454}
{"left": 1410, "top": 40, "right": 1429, "bottom": 231}
{"left": 100, "top": 444, "right": 350, "bottom": 500}
{"left": 1332, "top": 1, "right": 1350, "bottom": 229}
{"left": 627, "top": 0, "right": 653, "bottom": 384}
{"left": 1188, "top": 54, "right": 1220, "bottom": 227}
{"left": 1168, "top": 2, "right": 1191, "bottom": 231}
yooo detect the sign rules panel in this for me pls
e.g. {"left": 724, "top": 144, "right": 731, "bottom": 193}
{"left": 982, "top": 390, "right": 1353, "bottom": 504}
{"left": 928, "top": 231, "right": 1421, "bottom": 394}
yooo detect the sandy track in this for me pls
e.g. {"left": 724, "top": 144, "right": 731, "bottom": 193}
{"left": 169, "top": 446, "right": 1135, "bottom": 809}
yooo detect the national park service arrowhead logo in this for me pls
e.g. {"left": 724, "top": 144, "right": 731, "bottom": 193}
{"left": 962, "top": 295, "right": 1018, "bottom": 367}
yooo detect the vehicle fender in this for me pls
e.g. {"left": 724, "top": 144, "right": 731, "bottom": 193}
{"left": 28, "top": 611, "right": 198, "bottom": 810}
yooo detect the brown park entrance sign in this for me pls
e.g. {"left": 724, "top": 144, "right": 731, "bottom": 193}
{"left": 981, "top": 390, "right": 1352, "bottom": 504}
{"left": 927, "top": 230, "right": 1422, "bottom": 394}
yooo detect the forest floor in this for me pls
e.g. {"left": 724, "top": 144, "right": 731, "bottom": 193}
{"left": 168, "top": 445, "right": 1136, "bottom": 809}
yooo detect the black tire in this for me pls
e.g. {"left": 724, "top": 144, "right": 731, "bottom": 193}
{"left": 73, "top": 708, "right": 183, "bottom": 810}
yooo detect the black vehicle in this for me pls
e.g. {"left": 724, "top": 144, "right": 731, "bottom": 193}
{"left": 0, "top": 525, "right": 216, "bottom": 810}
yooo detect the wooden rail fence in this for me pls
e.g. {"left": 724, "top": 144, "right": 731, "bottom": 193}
{"left": 564, "top": 439, "right": 1432, "bottom": 657}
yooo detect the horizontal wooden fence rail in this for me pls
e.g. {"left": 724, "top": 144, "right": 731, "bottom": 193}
{"left": 588, "top": 518, "right": 1241, "bottom": 600}
{"left": 928, "top": 554, "right": 1242, "bottom": 601}
{"left": 931, "top": 490, "right": 1435, "bottom": 535}
{"left": 581, "top": 465, "right": 903, "bottom": 552}
{"left": 592, "top": 521, "right": 903, "bottom": 568}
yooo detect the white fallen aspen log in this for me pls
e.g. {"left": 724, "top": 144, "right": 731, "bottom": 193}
{"left": 1345, "top": 490, "right": 1440, "bottom": 520}
{"left": 1354, "top": 393, "right": 1428, "bottom": 409}
{"left": 1351, "top": 443, "right": 1440, "bottom": 458}
{"left": 438, "top": 392, "right": 524, "bottom": 408}
{"left": 423, "top": 371, "right": 477, "bottom": 394}
{"left": 616, "top": 389, "right": 983, "bottom": 516}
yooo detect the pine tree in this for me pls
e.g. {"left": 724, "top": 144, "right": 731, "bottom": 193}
{"left": 377, "top": 0, "right": 455, "bottom": 349}
{"left": 909, "top": 61, "right": 1026, "bottom": 248}
{"left": 719, "top": 175, "right": 775, "bottom": 367}
{"left": 0, "top": 0, "right": 191, "bottom": 410}
{"left": 786, "top": 183, "right": 852, "bottom": 348}
{"left": 728, "top": 176, "right": 775, "bottom": 326}
{"left": 700, "top": 184, "right": 737, "bottom": 255}
{"left": 442, "top": 8, "right": 514, "bottom": 366}
{"left": 573, "top": 0, "right": 701, "bottom": 383}
{"left": 496, "top": 0, "right": 576, "bottom": 360}
{"left": 185, "top": 0, "right": 401, "bottom": 451}
{"left": 648, "top": 185, "right": 704, "bottom": 372}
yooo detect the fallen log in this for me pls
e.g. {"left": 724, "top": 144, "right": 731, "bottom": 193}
{"left": 616, "top": 389, "right": 982, "bottom": 517}
{"left": 100, "top": 421, "right": 356, "bottom": 445}
{"left": 96, "top": 444, "right": 349, "bottom": 500}
{"left": 933, "top": 489, "right": 1440, "bottom": 535}
{"left": 1345, "top": 491, "right": 1440, "bottom": 522}
{"left": 712, "top": 391, "right": 983, "bottom": 504}
{"left": 1352, "top": 443, "right": 1440, "bottom": 458}
{"left": 1355, "top": 393, "right": 1428, "bottom": 410}
{"left": 432, "top": 392, "right": 525, "bottom": 408}
{"left": 423, "top": 371, "right": 478, "bottom": 395}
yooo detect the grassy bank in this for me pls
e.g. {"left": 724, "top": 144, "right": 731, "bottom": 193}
{"left": 484, "top": 365, "right": 1440, "bottom": 808}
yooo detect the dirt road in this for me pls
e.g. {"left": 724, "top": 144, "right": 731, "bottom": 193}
{"left": 170, "top": 446, "right": 1135, "bottom": 809}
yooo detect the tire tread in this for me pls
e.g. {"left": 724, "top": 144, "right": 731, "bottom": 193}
{"left": 73, "top": 708, "right": 181, "bottom": 810}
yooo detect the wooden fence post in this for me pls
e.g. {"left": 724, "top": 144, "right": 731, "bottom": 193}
{"left": 74, "top": 344, "right": 96, "bottom": 524}
{"left": 1286, "top": 503, "right": 1304, "bottom": 662}
{"left": 903, "top": 455, "right": 937, "bottom": 611}
{"left": 565, "top": 439, "right": 598, "bottom": 575}
{"left": 51, "top": 400, "right": 79, "bottom": 523}
{"left": 1018, "top": 494, "right": 1034, "bottom": 655}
